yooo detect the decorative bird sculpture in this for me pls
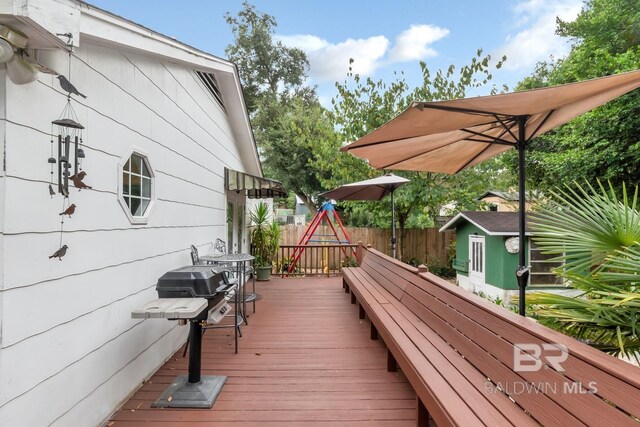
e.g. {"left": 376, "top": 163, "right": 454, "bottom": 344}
{"left": 72, "top": 171, "right": 87, "bottom": 180}
{"left": 49, "top": 245, "right": 68, "bottom": 260}
{"left": 56, "top": 75, "right": 87, "bottom": 98}
{"left": 49, "top": 184, "right": 55, "bottom": 198}
{"left": 70, "top": 171, "right": 92, "bottom": 191}
{"left": 59, "top": 204, "right": 76, "bottom": 217}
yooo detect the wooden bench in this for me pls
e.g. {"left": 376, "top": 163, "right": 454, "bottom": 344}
{"left": 342, "top": 244, "right": 640, "bottom": 427}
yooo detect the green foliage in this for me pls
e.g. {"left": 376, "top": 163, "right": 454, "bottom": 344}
{"left": 225, "top": 3, "right": 335, "bottom": 211}
{"left": 224, "top": 2, "right": 311, "bottom": 114}
{"left": 510, "top": 0, "right": 640, "bottom": 191}
{"left": 426, "top": 255, "right": 456, "bottom": 279}
{"left": 258, "top": 96, "right": 339, "bottom": 212}
{"left": 313, "top": 51, "right": 513, "bottom": 258}
{"left": 528, "top": 181, "right": 640, "bottom": 359}
{"left": 250, "top": 202, "right": 282, "bottom": 267}
{"left": 340, "top": 256, "right": 359, "bottom": 268}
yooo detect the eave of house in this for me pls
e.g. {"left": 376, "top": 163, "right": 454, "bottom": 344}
{"left": 0, "top": 0, "right": 262, "bottom": 177}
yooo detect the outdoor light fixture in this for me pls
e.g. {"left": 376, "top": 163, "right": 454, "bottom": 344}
{"left": 0, "top": 24, "right": 38, "bottom": 84}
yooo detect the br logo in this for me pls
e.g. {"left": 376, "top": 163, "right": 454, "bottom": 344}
{"left": 513, "top": 343, "right": 569, "bottom": 372}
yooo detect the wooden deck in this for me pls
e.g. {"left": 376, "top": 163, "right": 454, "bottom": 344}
{"left": 109, "top": 277, "right": 416, "bottom": 426}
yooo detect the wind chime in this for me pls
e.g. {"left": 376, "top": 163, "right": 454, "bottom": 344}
{"left": 48, "top": 49, "right": 90, "bottom": 261}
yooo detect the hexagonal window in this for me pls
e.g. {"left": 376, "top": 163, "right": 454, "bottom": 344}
{"left": 119, "top": 152, "right": 154, "bottom": 224}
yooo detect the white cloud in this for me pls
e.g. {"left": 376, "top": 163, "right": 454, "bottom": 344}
{"left": 389, "top": 24, "right": 449, "bottom": 62}
{"left": 276, "top": 23, "right": 449, "bottom": 83}
{"left": 276, "top": 34, "right": 329, "bottom": 52}
{"left": 497, "top": 0, "right": 583, "bottom": 71}
{"left": 277, "top": 33, "right": 389, "bottom": 82}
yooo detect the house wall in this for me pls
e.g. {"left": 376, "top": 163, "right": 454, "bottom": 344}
{"left": 0, "top": 39, "right": 246, "bottom": 426}
{"left": 480, "top": 196, "right": 532, "bottom": 212}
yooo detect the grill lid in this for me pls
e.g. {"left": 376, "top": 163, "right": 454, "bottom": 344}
{"left": 156, "top": 265, "right": 230, "bottom": 298}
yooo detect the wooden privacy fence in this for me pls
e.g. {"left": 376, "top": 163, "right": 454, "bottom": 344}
{"left": 279, "top": 225, "right": 455, "bottom": 265}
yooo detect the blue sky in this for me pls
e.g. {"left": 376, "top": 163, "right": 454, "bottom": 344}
{"left": 88, "top": 0, "right": 584, "bottom": 106}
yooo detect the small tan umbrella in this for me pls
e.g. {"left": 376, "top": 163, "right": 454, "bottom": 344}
{"left": 342, "top": 69, "right": 640, "bottom": 315}
{"left": 320, "top": 173, "right": 410, "bottom": 258}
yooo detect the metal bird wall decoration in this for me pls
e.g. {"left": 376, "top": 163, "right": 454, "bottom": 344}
{"left": 70, "top": 171, "right": 92, "bottom": 191}
{"left": 56, "top": 75, "right": 87, "bottom": 98}
{"left": 59, "top": 204, "right": 76, "bottom": 217}
{"left": 49, "top": 244, "right": 68, "bottom": 260}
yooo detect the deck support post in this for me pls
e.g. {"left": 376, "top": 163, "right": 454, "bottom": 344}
{"left": 358, "top": 304, "right": 366, "bottom": 319}
{"left": 370, "top": 323, "right": 378, "bottom": 340}
{"left": 387, "top": 349, "right": 398, "bottom": 372}
{"left": 417, "top": 398, "right": 430, "bottom": 427}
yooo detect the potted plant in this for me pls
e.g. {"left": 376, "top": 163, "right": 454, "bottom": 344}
{"left": 250, "top": 202, "right": 282, "bottom": 281}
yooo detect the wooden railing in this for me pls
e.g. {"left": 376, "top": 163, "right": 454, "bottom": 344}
{"left": 279, "top": 225, "right": 455, "bottom": 264}
{"left": 274, "top": 244, "right": 359, "bottom": 277}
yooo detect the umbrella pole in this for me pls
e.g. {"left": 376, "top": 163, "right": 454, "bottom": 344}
{"left": 516, "top": 115, "right": 530, "bottom": 316}
{"left": 391, "top": 189, "right": 396, "bottom": 259}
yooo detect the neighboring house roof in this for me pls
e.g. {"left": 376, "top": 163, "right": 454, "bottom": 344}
{"left": 439, "top": 211, "right": 533, "bottom": 236}
{"left": 478, "top": 191, "right": 520, "bottom": 201}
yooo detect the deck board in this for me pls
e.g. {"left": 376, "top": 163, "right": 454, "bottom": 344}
{"left": 108, "top": 277, "right": 416, "bottom": 425}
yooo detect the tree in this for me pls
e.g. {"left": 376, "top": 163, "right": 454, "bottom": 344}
{"left": 510, "top": 0, "right": 640, "bottom": 190}
{"left": 258, "top": 96, "right": 339, "bottom": 212}
{"left": 225, "top": 2, "right": 335, "bottom": 211}
{"left": 314, "top": 52, "right": 512, "bottom": 257}
{"left": 224, "top": 2, "right": 311, "bottom": 114}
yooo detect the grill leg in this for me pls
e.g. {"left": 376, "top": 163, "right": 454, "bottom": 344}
{"left": 188, "top": 320, "right": 202, "bottom": 383}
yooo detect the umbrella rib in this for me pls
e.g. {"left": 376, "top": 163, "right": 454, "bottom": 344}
{"left": 494, "top": 115, "right": 519, "bottom": 141}
{"left": 460, "top": 128, "right": 516, "bottom": 146}
{"left": 528, "top": 110, "right": 556, "bottom": 141}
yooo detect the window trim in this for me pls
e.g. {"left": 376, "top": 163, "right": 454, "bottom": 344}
{"left": 118, "top": 149, "right": 155, "bottom": 225}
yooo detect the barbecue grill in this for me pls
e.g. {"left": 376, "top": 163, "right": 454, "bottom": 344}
{"left": 132, "top": 265, "right": 238, "bottom": 408}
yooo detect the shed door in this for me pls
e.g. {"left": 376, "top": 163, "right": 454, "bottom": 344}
{"left": 469, "top": 235, "right": 485, "bottom": 288}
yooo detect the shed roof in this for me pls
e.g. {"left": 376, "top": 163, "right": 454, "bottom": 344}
{"left": 439, "top": 211, "right": 533, "bottom": 236}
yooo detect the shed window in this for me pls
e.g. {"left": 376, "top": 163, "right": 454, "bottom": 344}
{"left": 122, "top": 153, "right": 152, "bottom": 217}
{"left": 529, "top": 240, "right": 563, "bottom": 286}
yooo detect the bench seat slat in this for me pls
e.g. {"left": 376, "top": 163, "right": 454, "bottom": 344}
{"left": 343, "top": 247, "right": 640, "bottom": 426}
{"left": 401, "top": 290, "right": 587, "bottom": 426}
{"left": 346, "top": 268, "right": 530, "bottom": 426}
{"left": 420, "top": 271, "right": 640, "bottom": 392}
{"left": 404, "top": 273, "right": 640, "bottom": 422}
{"left": 359, "top": 288, "right": 487, "bottom": 427}
{"left": 382, "top": 303, "right": 536, "bottom": 427}
{"left": 355, "top": 271, "right": 554, "bottom": 426}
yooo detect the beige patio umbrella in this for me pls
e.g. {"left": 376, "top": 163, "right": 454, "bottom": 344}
{"left": 320, "top": 173, "right": 410, "bottom": 258}
{"left": 341, "top": 69, "right": 640, "bottom": 315}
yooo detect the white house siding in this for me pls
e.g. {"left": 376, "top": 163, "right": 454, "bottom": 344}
{"left": 0, "top": 38, "right": 247, "bottom": 426}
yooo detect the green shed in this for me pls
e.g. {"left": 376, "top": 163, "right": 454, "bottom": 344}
{"left": 440, "top": 211, "right": 572, "bottom": 302}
